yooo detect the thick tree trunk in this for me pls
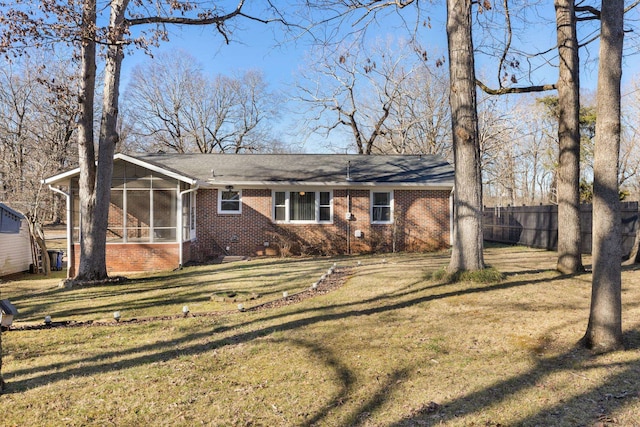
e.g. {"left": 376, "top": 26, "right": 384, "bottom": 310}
{"left": 582, "top": 0, "right": 624, "bottom": 352}
{"left": 76, "top": 0, "right": 128, "bottom": 281}
{"left": 554, "top": 0, "right": 583, "bottom": 274}
{"left": 446, "top": 0, "right": 484, "bottom": 272}
{"left": 75, "top": 0, "right": 103, "bottom": 281}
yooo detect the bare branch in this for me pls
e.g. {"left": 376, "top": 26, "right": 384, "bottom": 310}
{"left": 476, "top": 78, "right": 557, "bottom": 95}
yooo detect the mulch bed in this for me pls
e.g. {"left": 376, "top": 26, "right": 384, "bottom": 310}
{"left": 6, "top": 267, "right": 352, "bottom": 331}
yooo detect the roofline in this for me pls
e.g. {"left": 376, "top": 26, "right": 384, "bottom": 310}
{"left": 43, "top": 153, "right": 198, "bottom": 186}
{"left": 201, "top": 180, "right": 453, "bottom": 190}
{"left": 0, "top": 203, "right": 25, "bottom": 219}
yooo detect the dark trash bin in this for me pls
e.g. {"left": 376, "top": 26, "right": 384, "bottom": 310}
{"left": 47, "top": 250, "right": 63, "bottom": 271}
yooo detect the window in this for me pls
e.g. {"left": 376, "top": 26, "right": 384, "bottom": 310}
{"left": 273, "top": 190, "right": 332, "bottom": 223}
{"left": 219, "top": 189, "right": 241, "bottom": 214}
{"left": 371, "top": 191, "right": 393, "bottom": 224}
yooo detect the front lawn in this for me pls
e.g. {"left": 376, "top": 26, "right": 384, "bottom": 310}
{"left": 2, "top": 247, "right": 640, "bottom": 426}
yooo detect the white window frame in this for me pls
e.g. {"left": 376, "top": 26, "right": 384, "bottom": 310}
{"left": 218, "top": 189, "right": 242, "bottom": 214}
{"left": 272, "top": 190, "right": 333, "bottom": 224}
{"left": 371, "top": 190, "right": 394, "bottom": 224}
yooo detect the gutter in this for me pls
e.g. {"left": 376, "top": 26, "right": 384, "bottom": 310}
{"left": 48, "top": 185, "right": 74, "bottom": 278}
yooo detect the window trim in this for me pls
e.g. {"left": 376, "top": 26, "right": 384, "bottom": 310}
{"left": 272, "top": 190, "right": 333, "bottom": 224}
{"left": 371, "top": 190, "right": 394, "bottom": 224}
{"left": 218, "top": 189, "right": 242, "bottom": 214}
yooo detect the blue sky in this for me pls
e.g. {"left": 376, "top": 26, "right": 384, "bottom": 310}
{"left": 120, "top": 2, "right": 640, "bottom": 151}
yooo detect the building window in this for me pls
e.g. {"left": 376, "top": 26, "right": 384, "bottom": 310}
{"left": 273, "top": 190, "right": 332, "bottom": 223}
{"left": 371, "top": 191, "right": 393, "bottom": 224}
{"left": 219, "top": 189, "right": 241, "bottom": 214}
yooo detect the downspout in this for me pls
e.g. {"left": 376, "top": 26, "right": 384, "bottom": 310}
{"left": 48, "top": 185, "right": 74, "bottom": 278}
{"left": 178, "top": 185, "right": 199, "bottom": 269}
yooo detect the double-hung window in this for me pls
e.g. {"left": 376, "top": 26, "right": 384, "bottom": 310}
{"left": 219, "top": 189, "right": 241, "bottom": 214}
{"left": 371, "top": 191, "right": 393, "bottom": 224}
{"left": 273, "top": 190, "right": 332, "bottom": 223}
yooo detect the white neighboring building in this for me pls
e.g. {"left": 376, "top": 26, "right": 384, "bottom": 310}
{"left": 0, "top": 203, "right": 32, "bottom": 277}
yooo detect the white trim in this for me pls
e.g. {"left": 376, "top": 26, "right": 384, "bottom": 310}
{"left": 218, "top": 189, "right": 242, "bottom": 214}
{"left": 207, "top": 180, "right": 452, "bottom": 190}
{"left": 371, "top": 190, "right": 394, "bottom": 224}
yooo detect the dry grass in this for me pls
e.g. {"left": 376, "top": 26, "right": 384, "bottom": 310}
{"left": 2, "top": 246, "right": 640, "bottom": 426}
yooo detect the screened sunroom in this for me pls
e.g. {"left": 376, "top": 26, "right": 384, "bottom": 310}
{"left": 69, "top": 160, "right": 196, "bottom": 244}
{"left": 45, "top": 154, "right": 199, "bottom": 274}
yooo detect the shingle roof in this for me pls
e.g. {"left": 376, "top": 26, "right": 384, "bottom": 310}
{"left": 133, "top": 153, "right": 454, "bottom": 188}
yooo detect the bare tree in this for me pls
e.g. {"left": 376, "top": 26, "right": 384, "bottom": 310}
{"left": 2, "top": 0, "right": 290, "bottom": 281}
{"left": 296, "top": 38, "right": 418, "bottom": 154}
{"left": 122, "top": 51, "right": 280, "bottom": 154}
{"left": 478, "top": 95, "right": 522, "bottom": 206}
{"left": 582, "top": 0, "right": 625, "bottom": 352}
{"left": 0, "top": 55, "right": 79, "bottom": 273}
{"left": 374, "top": 63, "right": 452, "bottom": 158}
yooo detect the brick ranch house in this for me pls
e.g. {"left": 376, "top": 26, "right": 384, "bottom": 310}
{"left": 44, "top": 153, "right": 454, "bottom": 274}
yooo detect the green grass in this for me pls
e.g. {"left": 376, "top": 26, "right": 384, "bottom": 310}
{"left": 2, "top": 246, "right": 640, "bottom": 426}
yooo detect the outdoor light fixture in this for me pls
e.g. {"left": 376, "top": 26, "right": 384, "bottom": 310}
{"left": 182, "top": 305, "right": 189, "bottom": 316}
{"left": 299, "top": 191, "right": 305, "bottom": 196}
{"left": 113, "top": 311, "right": 121, "bottom": 322}
{"left": 225, "top": 185, "right": 234, "bottom": 190}
{"left": 44, "top": 315, "right": 52, "bottom": 325}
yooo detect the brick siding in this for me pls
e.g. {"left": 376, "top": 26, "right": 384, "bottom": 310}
{"left": 85, "top": 187, "right": 450, "bottom": 272}
{"left": 71, "top": 243, "right": 180, "bottom": 273}
{"left": 189, "top": 188, "right": 450, "bottom": 261}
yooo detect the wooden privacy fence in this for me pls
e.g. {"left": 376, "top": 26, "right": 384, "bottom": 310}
{"left": 483, "top": 202, "right": 639, "bottom": 256}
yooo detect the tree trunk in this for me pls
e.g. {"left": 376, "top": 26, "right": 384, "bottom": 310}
{"left": 75, "top": 0, "right": 103, "bottom": 281}
{"left": 554, "top": 0, "right": 583, "bottom": 274}
{"left": 582, "top": 0, "right": 624, "bottom": 352}
{"left": 446, "top": 0, "right": 485, "bottom": 272}
{"left": 76, "top": 0, "right": 128, "bottom": 281}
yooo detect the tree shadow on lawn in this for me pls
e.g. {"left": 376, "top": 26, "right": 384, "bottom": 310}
{"left": 6, "top": 268, "right": 640, "bottom": 425}
{"left": 4, "top": 272, "right": 569, "bottom": 390}
{"left": 10, "top": 261, "right": 332, "bottom": 322}
{"left": 392, "top": 328, "right": 640, "bottom": 426}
